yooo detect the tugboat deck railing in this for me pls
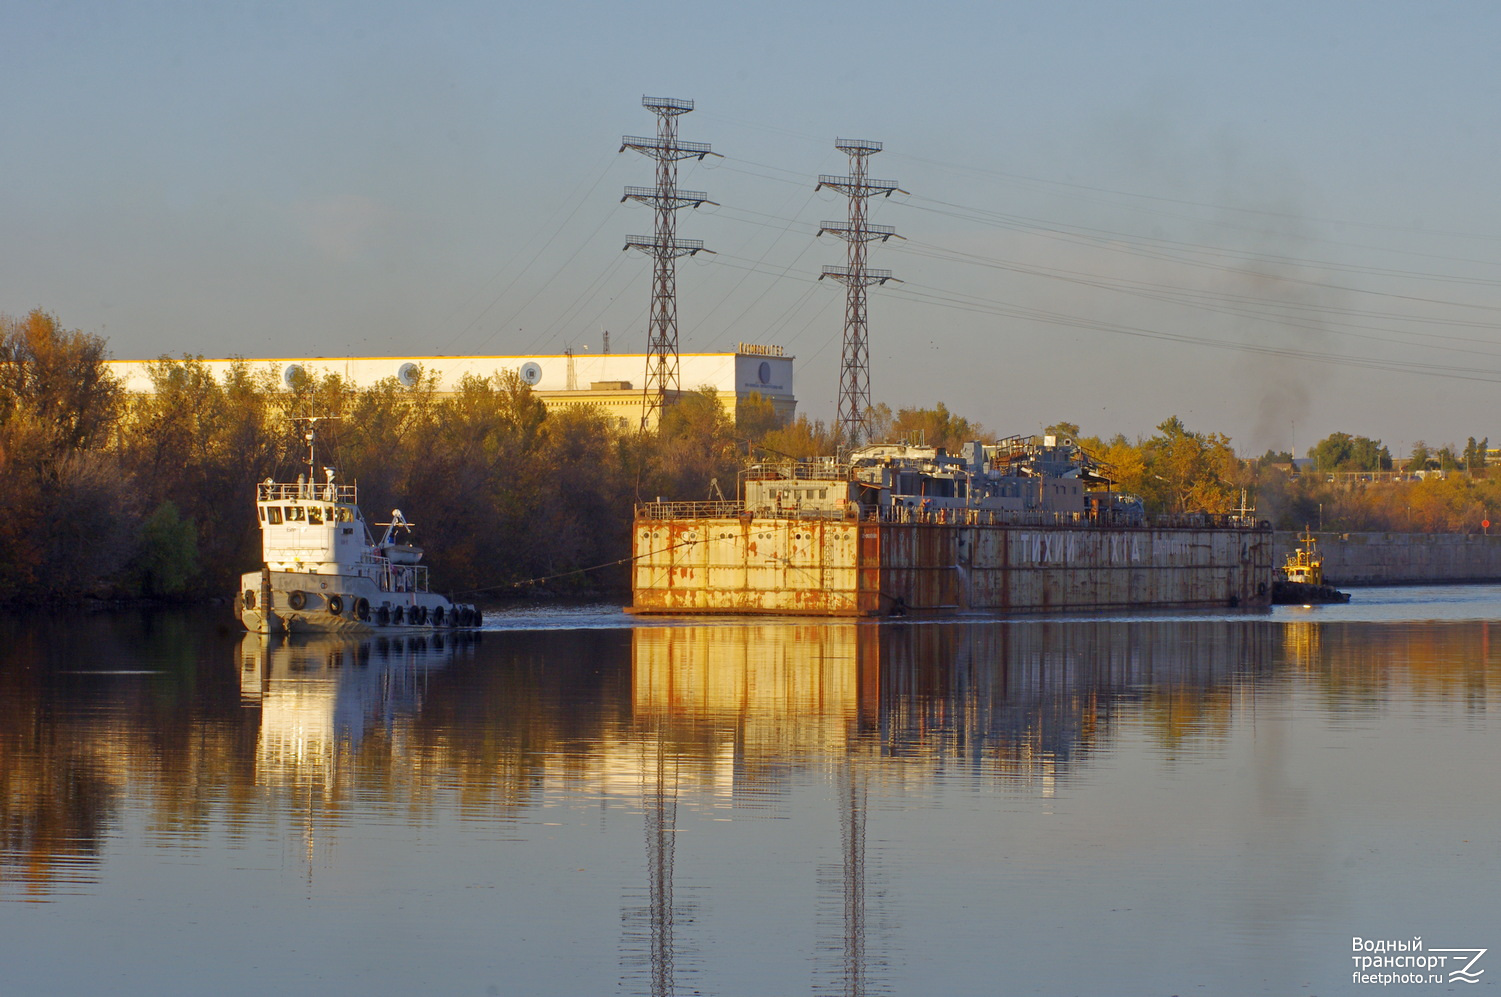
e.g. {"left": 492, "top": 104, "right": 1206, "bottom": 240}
{"left": 358, "top": 551, "right": 430, "bottom": 593}
{"left": 259, "top": 482, "right": 359, "bottom": 504}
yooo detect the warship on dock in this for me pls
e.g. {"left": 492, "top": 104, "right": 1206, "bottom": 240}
{"left": 631, "top": 435, "right": 1274, "bottom": 616}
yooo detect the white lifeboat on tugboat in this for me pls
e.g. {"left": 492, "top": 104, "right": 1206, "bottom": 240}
{"left": 234, "top": 425, "right": 480, "bottom": 634}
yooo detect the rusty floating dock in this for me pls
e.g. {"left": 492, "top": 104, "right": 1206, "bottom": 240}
{"left": 631, "top": 436, "right": 1272, "bottom": 616}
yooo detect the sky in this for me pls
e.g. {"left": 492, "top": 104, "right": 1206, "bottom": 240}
{"left": 5, "top": 0, "right": 1501, "bottom": 456}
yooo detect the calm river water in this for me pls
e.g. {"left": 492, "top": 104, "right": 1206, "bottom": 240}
{"left": 2, "top": 589, "right": 1499, "bottom": 996}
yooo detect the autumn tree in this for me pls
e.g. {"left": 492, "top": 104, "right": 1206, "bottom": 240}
{"left": 1044, "top": 421, "right": 1082, "bottom": 440}
{"left": 756, "top": 415, "right": 837, "bottom": 462}
{"left": 117, "top": 358, "right": 293, "bottom": 591}
{"left": 1308, "top": 432, "right": 1391, "bottom": 471}
{"left": 337, "top": 368, "right": 440, "bottom": 516}
{"left": 407, "top": 371, "right": 550, "bottom": 590}
{"left": 1098, "top": 433, "right": 1149, "bottom": 500}
{"left": 735, "top": 391, "right": 785, "bottom": 442}
{"left": 1404, "top": 441, "right": 1431, "bottom": 473}
{"left": 0, "top": 310, "right": 120, "bottom": 468}
{"left": 887, "top": 402, "right": 988, "bottom": 451}
{"left": 0, "top": 311, "right": 133, "bottom": 599}
{"left": 1463, "top": 437, "right": 1489, "bottom": 472}
{"left": 1134, "top": 416, "right": 1240, "bottom": 515}
{"left": 532, "top": 406, "right": 634, "bottom": 588}
{"left": 655, "top": 387, "right": 739, "bottom": 501}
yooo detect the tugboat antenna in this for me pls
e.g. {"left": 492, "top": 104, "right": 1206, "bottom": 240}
{"left": 291, "top": 414, "right": 340, "bottom": 493}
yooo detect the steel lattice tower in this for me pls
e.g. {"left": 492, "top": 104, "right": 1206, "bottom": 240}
{"left": 622, "top": 96, "right": 717, "bottom": 431}
{"left": 818, "top": 139, "right": 903, "bottom": 447}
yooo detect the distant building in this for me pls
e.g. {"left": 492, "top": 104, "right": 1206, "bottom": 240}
{"left": 106, "top": 344, "right": 796, "bottom": 430}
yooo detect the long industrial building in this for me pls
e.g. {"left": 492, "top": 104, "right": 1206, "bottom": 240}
{"left": 106, "top": 343, "right": 795, "bottom": 429}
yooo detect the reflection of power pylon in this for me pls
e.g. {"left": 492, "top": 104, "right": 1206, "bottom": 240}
{"left": 836, "top": 758, "right": 868, "bottom": 997}
{"left": 645, "top": 741, "right": 677, "bottom": 997}
{"left": 816, "top": 630, "right": 886, "bottom": 997}
{"left": 622, "top": 732, "right": 692, "bottom": 997}
{"left": 815, "top": 755, "right": 880, "bottom": 997}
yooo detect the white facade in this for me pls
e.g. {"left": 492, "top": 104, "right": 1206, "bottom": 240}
{"left": 106, "top": 346, "right": 796, "bottom": 428}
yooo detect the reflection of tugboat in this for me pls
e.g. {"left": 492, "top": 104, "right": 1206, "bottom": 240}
{"left": 1272, "top": 528, "right": 1351, "bottom": 605}
{"left": 235, "top": 422, "right": 480, "bottom": 634}
{"left": 238, "top": 633, "right": 471, "bottom": 778}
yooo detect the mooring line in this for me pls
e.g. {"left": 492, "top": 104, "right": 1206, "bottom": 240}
{"left": 454, "top": 536, "right": 701, "bottom": 596}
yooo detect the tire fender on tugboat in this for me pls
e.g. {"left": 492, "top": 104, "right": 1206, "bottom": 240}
{"left": 288, "top": 590, "right": 307, "bottom": 611}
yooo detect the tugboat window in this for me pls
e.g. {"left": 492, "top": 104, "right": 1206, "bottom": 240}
{"left": 307, "top": 507, "right": 324, "bottom": 525}
{"left": 267, "top": 507, "right": 283, "bottom": 525}
{"left": 286, "top": 506, "right": 305, "bottom": 522}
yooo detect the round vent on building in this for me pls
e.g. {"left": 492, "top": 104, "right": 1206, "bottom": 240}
{"left": 397, "top": 362, "right": 419, "bottom": 388}
{"left": 282, "top": 364, "right": 304, "bottom": 388}
{"left": 519, "top": 362, "right": 542, "bottom": 385}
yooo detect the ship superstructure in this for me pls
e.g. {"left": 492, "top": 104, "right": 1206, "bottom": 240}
{"left": 740, "top": 435, "right": 1142, "bottom": 523}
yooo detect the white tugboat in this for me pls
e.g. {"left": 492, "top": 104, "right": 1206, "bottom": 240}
{"left": 235, "top": 424, "right": 480, "bottom": 633}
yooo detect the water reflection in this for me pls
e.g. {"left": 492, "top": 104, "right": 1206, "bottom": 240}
{"left": 631, "top": 619, "right": 1273, "bottom": 784}
{"left": 238, "top": 632, "right": 471, "bottom": 791}
{"left": 627, "top": 619, "right": 1274, "bottom": 995}
{"left": 2, "top": 608, "right": 1500, "bottom": 995}
{"left": 0, "top": 610, "right": 240, "bottom": 901}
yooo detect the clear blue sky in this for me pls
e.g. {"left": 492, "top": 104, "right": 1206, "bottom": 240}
{"left": 5, "top": 0, "right": 1500, "bottom": 455}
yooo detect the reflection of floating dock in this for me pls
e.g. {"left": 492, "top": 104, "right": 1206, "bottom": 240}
{"left": 632, "top": 624, "right": 874, "bottom": 753}
{"left": 625, "top": 618, "right": 1273, "bottom": 996}
{"left": 629, "top": 619, "right": 1271, "bottom": 780}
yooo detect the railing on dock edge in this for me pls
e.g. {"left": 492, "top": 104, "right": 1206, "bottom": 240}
{"left": 635, "top": 501, "right": 1268, "bottom": 531}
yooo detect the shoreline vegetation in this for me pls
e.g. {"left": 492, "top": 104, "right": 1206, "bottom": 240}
{"left": 5, "top": 309, "right": 1500, "bottom": 606}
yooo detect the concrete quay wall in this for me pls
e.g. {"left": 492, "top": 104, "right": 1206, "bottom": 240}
{"left": 1273, "top": 531, "right": 1501, "bottom": 585}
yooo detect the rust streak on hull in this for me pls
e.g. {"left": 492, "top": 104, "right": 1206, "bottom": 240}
{"left": 629, "top": 517, "right": 1274, "bottom": 617}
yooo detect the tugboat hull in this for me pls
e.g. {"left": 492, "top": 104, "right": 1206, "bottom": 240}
{"left": 1270, "top": 580, "right": 1351, "bottom": 605}
{"left": 236, "top": 569, "right": 477, "bottom": 634}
